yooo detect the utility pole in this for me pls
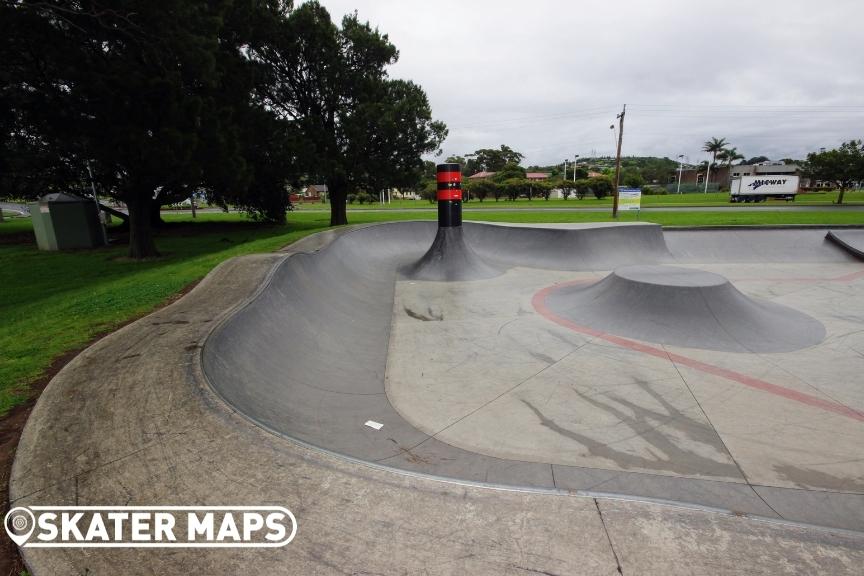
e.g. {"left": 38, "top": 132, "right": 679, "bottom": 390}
{"left": 563, "top": 158, "right": 568, "bottom": 181}
{"left": 612, "top": 104, "right": 626, "bottom": 218}
{"left": 677, "top": 154, "right": 684, "bottom": 194}
{"left": 573, "top": 154, "right": 579, "bottom": 182}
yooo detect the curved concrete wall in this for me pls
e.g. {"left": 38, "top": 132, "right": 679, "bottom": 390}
{"left": 203, "top": 222, "right": 671, "bottom": 461}
{"left": 201, "top": 222, "right": 857, "bottom": 528}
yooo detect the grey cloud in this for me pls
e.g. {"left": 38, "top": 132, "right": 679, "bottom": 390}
{"left": 320, "top": 0, "right": 864, "bottom": 164}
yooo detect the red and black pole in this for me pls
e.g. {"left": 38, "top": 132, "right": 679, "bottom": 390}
{"left": 408, "top": 162, "right": 498, "bottom": 280}
{"left": 436, "top": 163, "right": 462, "bottom": 227}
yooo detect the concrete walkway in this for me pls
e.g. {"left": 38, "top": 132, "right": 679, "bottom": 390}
{"left": 10, "top": 226, "right": 864, "bottom": 574}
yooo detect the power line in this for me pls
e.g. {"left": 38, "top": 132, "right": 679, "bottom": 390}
{"left": 630, "top": 103, "right": 864, "bottom": 109}
{"left": 449, "top": 107, "right": 617, "bottom": 130}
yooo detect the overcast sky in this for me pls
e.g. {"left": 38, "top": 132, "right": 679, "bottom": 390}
{"left": 318, "top": 0, "right": 863, "bottom": 167}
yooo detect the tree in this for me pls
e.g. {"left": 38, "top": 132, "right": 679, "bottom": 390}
{"left": 2, "top": 0, "right": 291, "bottom": 257}
{"left": 574, "top": 179, "right": 592, "bottom": 200}
{"left": 549, "top": 179, "right": 573, "bottom": 200}
{"left": 589, "top": 175, "right": 613, "bottom": 199}
{"left": 571, "top": 166, "right": 589, "bottom": 180}
{"left": 421, "top": 180, "right": 437, "bottom": 203}
{"left": 473, "top": 145, "right": 524, "bottom": 172}
{"left": 745, "top": 156, "right": 770, "bottom": 165}
{"left": 501, "top": 178, "right": 528, "bottom": 201}
{"left": 802, "top": 141, "right": 864, "bottom": 205}
{"left": 718, "top": 147, "right": 745, "bottom": 187}
{"left": 493, "top": 162, "right": 526, "bottom": 182}
{"left": 491, "top": 181, "right": 506, "bottom": 202}
{"left": 467, "top": 179, "right": 497, "bottom": 202}
{"left": 621, "top": 168, "right": 644, "bottom": 188}
{"left": 718, "top": 147, "right": 744, "bottom": 167}
{"left": 702, "top": 137, "right": 728, "bottom": 193}
{"left": 422, "top": 160, "right": 437, "bottom": 180}
{"left": 256, "top": 2, "right": 446, "bottom": 226}
{"left": 533, "top": 179, "right": 553, "bottom": 201}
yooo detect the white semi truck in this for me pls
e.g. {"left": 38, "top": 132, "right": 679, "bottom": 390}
{"left": 729, "top": 175, "right": 799, "bottom": 203}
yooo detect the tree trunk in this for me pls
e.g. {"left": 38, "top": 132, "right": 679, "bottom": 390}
{"left": 128, "top": 192, "right": 160, "bottom": 259}
{"left": 328, "top": 179, "right": 348, "bottom": 226}
{"left": 149, "top": 201, "right": 166, "bottom": 228}
{"left": 837, "top": 187, "right": 846, "bottom": 205}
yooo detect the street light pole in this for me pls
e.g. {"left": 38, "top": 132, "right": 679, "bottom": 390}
{"left": 563, "top": 158, "right": 568, "bottom": 181}
{"left": 677, "top": 154, "right": 684, "bottom": 194}
{"left": 573, "top": 155, "right": 580, "bottom": 182}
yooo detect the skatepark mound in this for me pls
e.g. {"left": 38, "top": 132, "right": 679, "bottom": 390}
{"left": 403, "top": 226, "right": 502, "bottom": 281}
{"left": 826, "top": 229, "right": 864, "bottom": 259}
{"left": 543, "top": 264, "right": 826, "bottom": 353}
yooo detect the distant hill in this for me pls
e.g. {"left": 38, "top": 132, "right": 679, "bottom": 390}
{"left": 528, "top": 156, "right": 679, "bottom": 185}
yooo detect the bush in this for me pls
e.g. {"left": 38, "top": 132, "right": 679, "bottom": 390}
{"left": 502, "top": 178, "right": 528, "bottom": 201}
{"left": 347, "top": 193, "right": 357, "bottom": 204}
{"left": 356, "top": 192, "right": 372, "bottom": 204}
{"left": 573, "top": 179, "right": 591, "bottom": 200}
{"left": 421, "top": 180, "right": 436, "bottom": 203}
{"left": 622, "top": 170, "right": 644, "bottom": 188}
{"left": 589, "top": 175, "right": 613, "bottom": 199}
{"left": 641, "top": 186, "right": 667, "bottom": 195}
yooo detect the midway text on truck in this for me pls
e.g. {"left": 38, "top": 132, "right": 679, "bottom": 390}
{"left": 729, "top": 175, "right": 799, "bottom": 203}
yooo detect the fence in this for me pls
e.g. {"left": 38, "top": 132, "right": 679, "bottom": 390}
{"left": 665, "top": 182, "right": 721, "bottom": 194}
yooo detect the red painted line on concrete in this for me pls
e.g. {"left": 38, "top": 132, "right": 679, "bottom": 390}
{"left": 832, "top": 268, "right": 864, "bottom": 282}
{"left": 531, "top": 283, "right": 864, "bottom": 423}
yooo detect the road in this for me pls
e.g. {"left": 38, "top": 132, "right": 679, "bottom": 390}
{"left": 299, "top": 204, "right": 864, "bottom": 213}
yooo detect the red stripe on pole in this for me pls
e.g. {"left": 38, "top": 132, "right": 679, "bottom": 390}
{"left": 437, "top": 190, "right": 463, "bottom": 201}
{"left": 436, "top": 171, "right": 462, "bottom": 183}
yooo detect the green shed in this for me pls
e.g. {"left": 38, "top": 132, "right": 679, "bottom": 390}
{"left": 29, "top": 193, "right": 106, "bottom": 251}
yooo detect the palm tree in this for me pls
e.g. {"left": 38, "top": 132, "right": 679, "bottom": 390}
{"left": 718, "top": 146, "right": 745, "bottom": 187}
{"left": 702, "top": 137, "right": 728, "bottom": 193}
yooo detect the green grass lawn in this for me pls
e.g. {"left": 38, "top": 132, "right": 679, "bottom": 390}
{"left": 292, "top": 189, "right": 864, "bottom": 210}
{"left": 1, "top": 207, "right": 862, "bottom": 416}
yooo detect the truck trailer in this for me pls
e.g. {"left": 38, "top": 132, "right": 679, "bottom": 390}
{"left": 729, "top": 175, "right": 799, "bottom": 203}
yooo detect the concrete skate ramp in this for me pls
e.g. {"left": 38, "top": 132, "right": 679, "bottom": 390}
{"left": 544, "top": 265, "right": 825, "bottom": 353}
{"left": 827, "top": 229, "right": 864, "bottom": 259}
{"left": 204, "top": 222, "right": 670, "bottom": 461}
{"left": 203, "top": 222, "right": 864, "bottom": 531}
{"left": 404, "top": 226, "right": 502, "bottom": 281}
{"left": 664, "top": 228, "right": 858, "bottom": 263}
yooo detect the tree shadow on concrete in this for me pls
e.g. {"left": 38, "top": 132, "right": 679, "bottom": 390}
{"left": 521, "top": 379, "right": 742, "bottom": 479}
{"left": 773, "top": 463, "right": 864, "bottom": 493}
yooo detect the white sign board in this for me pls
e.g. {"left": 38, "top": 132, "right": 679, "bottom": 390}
{"left": 618, "top": 188, "right": 642, "bottom": 211}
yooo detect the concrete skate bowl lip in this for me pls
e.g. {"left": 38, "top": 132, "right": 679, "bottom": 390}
{"left": 201, "top": 221, "right": 864, "bottom": 532}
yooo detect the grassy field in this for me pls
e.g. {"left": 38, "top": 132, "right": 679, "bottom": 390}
{"left": 1, "top": 207, "right": 863, "bottom": 416}
{"left": 292, "top": 189, "right": 864, "bottom": 210}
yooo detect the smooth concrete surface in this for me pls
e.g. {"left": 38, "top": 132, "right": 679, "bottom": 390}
{"left": 11, "top": 222, "right": 864, "bottom": 574}
{"left": 201, "top": 222, "right": 864, "bottom": 533}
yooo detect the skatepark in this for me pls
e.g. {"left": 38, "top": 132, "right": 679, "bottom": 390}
{"left": 204, "top": 220, "right": 864, "bottom": 527}
{"left": 10, "top": 211, "right": 864, "bottom": 573}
